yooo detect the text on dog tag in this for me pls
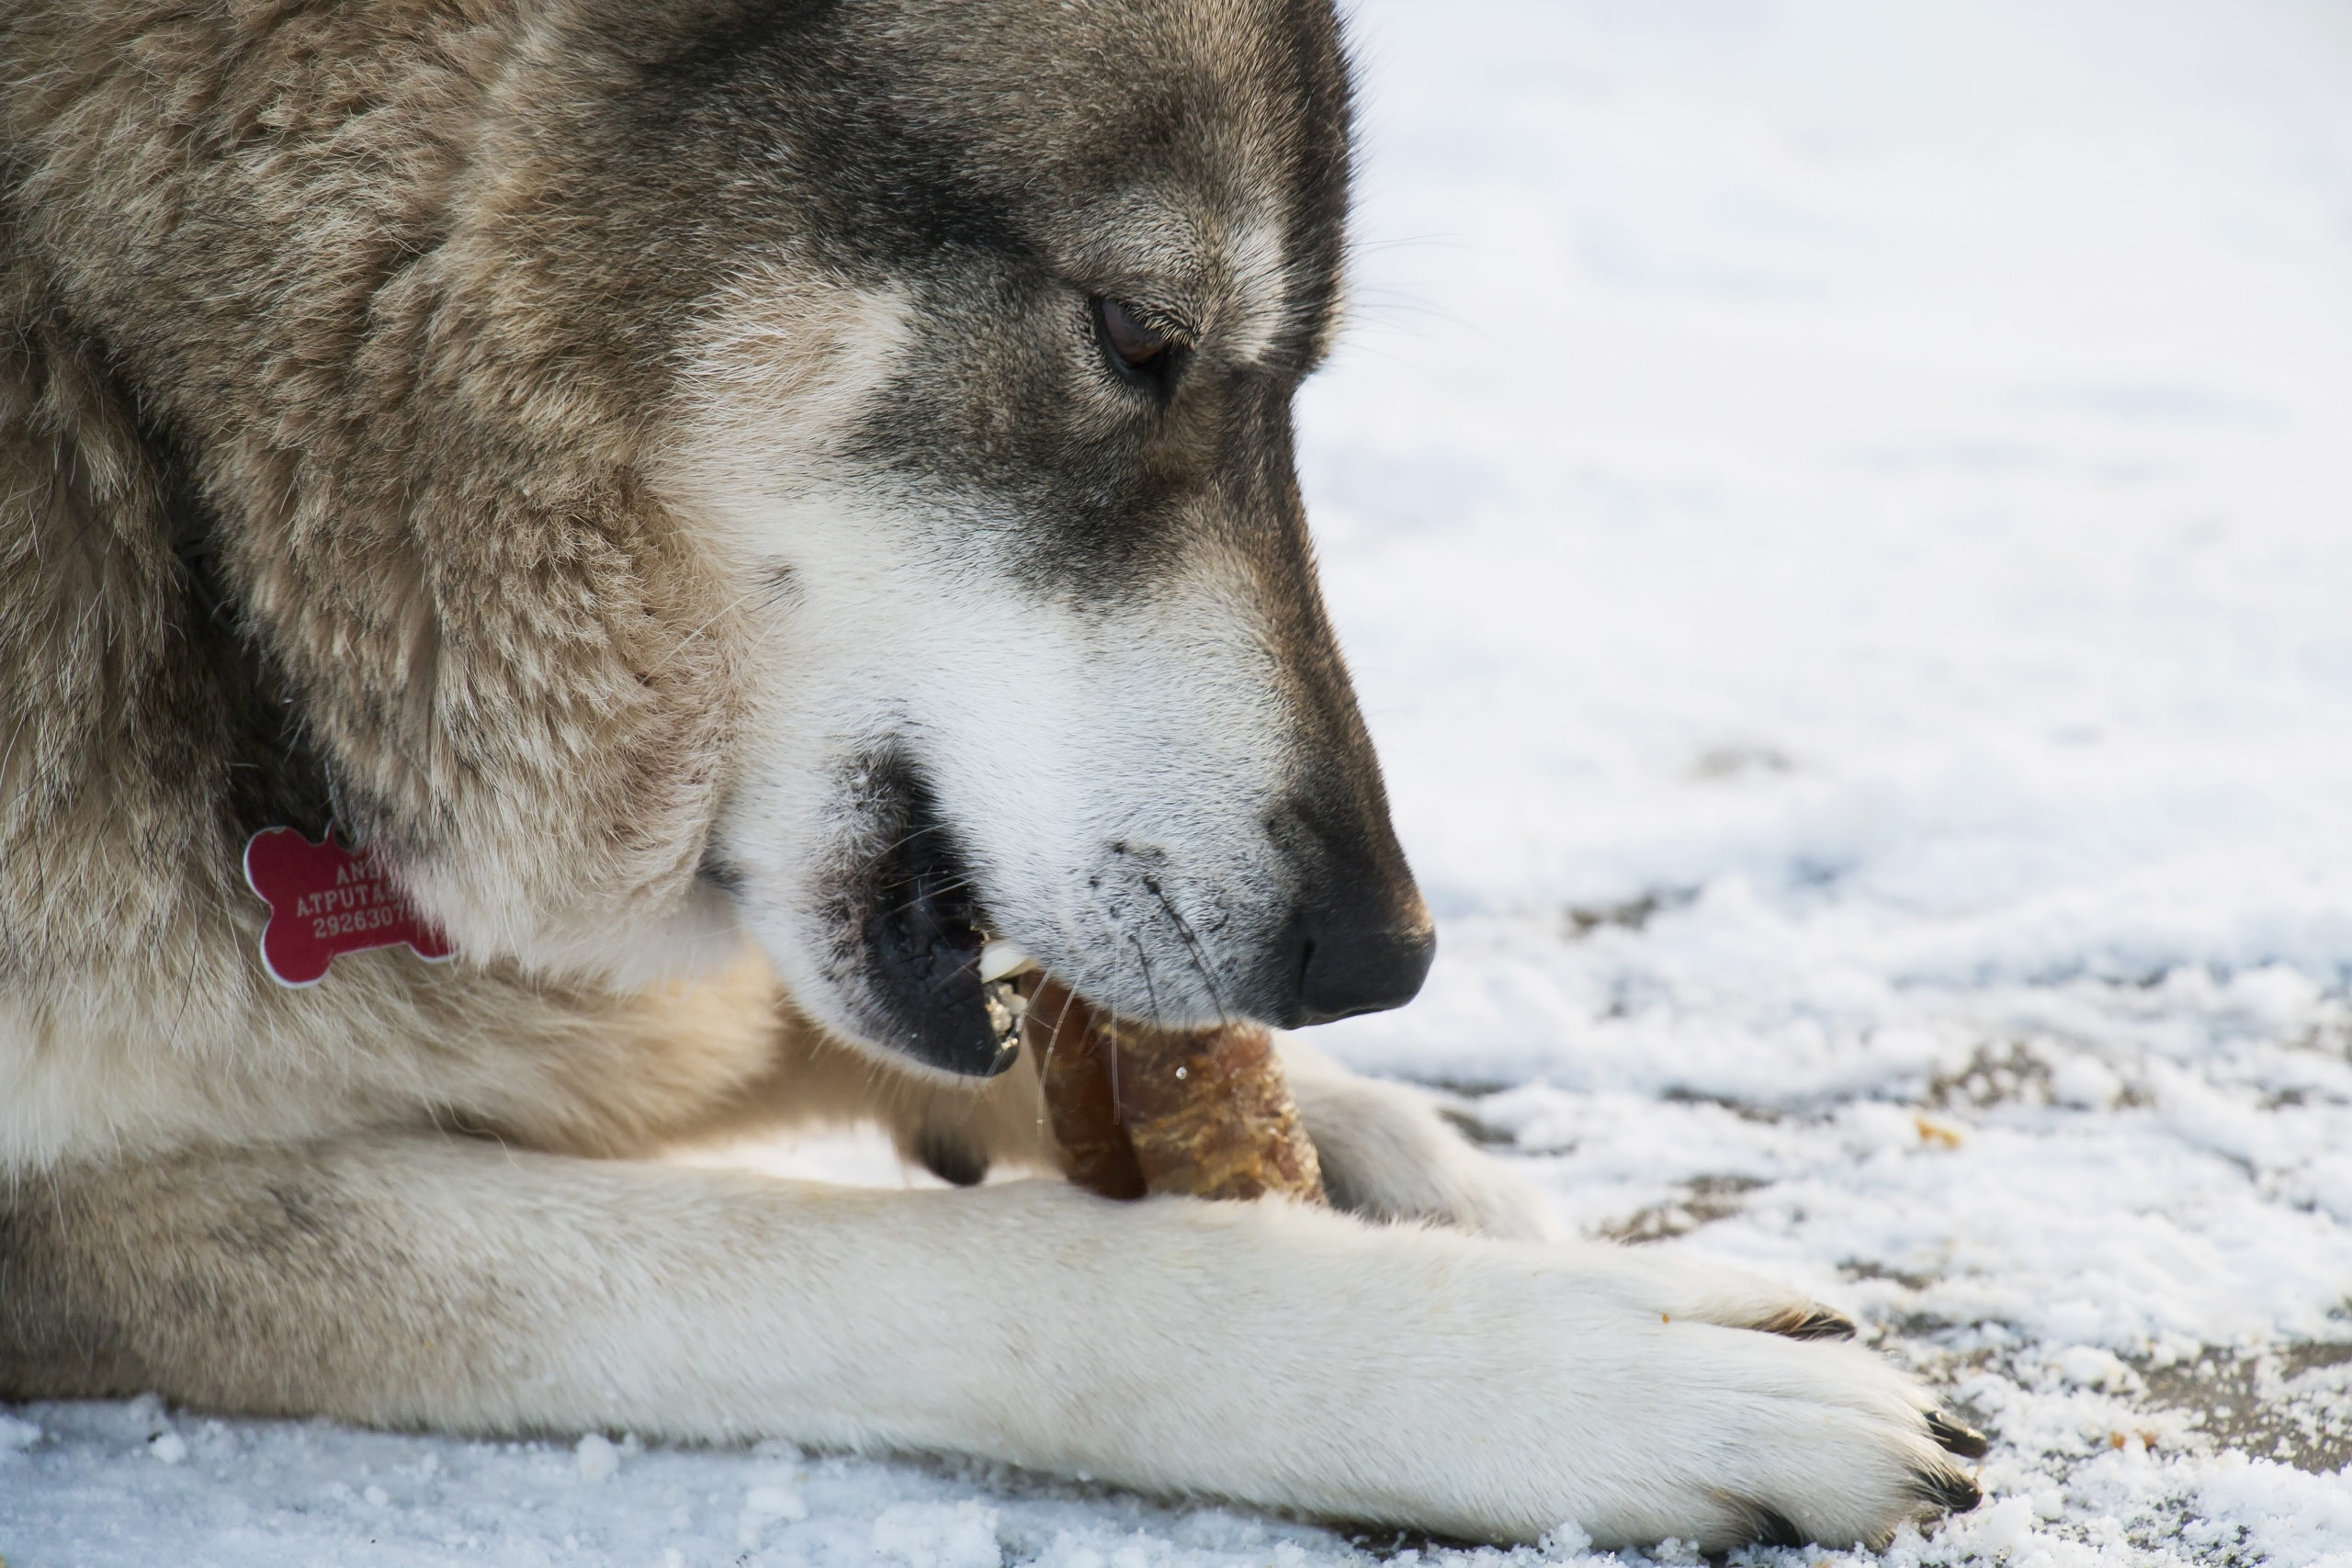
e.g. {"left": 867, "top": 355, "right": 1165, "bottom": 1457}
{"left": 243, "top": 826, "right": 454, "bottom": 987}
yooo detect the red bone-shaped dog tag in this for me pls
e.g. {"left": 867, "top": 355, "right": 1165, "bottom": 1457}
{"left": 243, "top": 826, "right": 454, "bottom": 987}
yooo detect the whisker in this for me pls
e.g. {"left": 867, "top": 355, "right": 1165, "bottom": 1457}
{"left": 875, "top": 869, "right": 983, "bottom": 931}
{"left": 1143, "top": 874, "right": 1232, "bottom": 1028}
{"left": 640, "top": 584, "right": 769, "bottom": 677}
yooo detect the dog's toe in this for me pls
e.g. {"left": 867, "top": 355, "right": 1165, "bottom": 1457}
{"left": 1924, "top": 1408, "right": 1990, "bottom": 1460}
{"left": 1750, "top": 1303, "right": 1858, "bottom": 1341}
{"left": 1737, "top": 1503, "right": 1807, "bottom": 1548}
{"left": 1907, "top": 1454, "right": 1984, "bottom": 1516}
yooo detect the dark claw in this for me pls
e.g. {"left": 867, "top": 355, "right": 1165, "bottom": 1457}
{"left": 1745, "top": 1505, "right": 1805, "bottom": 1548}
{"left": 1910, "top": 1462, "right": 1984, "bottom": 1515}
{"left": 1754, "top": 1303, "right": 1858, "bottom": 1341}
{"left": 1925, "top": 1409, "right": 1990, "bottom": 1459}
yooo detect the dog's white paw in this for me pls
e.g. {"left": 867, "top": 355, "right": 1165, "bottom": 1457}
{"left": 1278, "top": 1039, "right": 1560, "bottom": 1240}
{"left": 1526, "top": 1314, "right": 1985, "bottom": 1548}
{"left": 1298, "top": 1215, "right": 1984, "bottom": 1545}
{"left": 1089, "top": 1196, "right": 1984, "bottom": 1547}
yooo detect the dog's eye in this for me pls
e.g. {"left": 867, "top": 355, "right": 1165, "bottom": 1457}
{"left": 1093, "top": 297, "right": 1173, "bottom": 377}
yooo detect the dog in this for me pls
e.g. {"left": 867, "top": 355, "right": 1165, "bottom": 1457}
{"left": 0, "top": 0, "right": 1984, "bottom": 1546}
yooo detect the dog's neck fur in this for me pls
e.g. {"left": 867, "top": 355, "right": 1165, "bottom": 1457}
{"left": 154, "top": 417, "right": 338, "bottom": 844}
{"left": 3, "top": 0, "right": 745, "bottom": 982}
{"left": 0, "top": 285, "right": 771, "bottom": 1169}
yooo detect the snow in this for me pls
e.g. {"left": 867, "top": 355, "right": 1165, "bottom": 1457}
{"left": 8, "top": 0, "right": 2352, "bottom": 1562}
{"left": 576, "top": 1436, "right": 624, "bottom": 1486}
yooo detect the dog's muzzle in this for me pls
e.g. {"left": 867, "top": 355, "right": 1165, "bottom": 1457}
{"left": 824, "top": 756, "right": 1436, "bottom": 1077}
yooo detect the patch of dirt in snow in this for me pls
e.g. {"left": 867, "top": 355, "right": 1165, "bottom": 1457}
{"left": 1597, "top": 1175, "right": 1770, "bottom": 1245}
{"left": 2142, "top": 1347, "right": 2352, "bottom": 1475}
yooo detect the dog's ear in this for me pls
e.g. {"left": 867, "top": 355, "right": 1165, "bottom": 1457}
{"left": 227, "top": 326, "right": 744, "bottom": 978}
{"left": 4, "top": 0, "right": 779, "bottom": 978}
{"left": 173, "top": 9, "right": 781, "bottom": 981}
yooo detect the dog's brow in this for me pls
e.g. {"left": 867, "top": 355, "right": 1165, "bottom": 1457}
{"left": 1221, "top": 218, "right": 1294, "bottom": 367}
{"left": 1085, "top": 198, "right": 1303, "bottom": 364}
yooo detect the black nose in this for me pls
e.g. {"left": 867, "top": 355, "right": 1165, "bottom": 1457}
{"left": 1275, "top": 895, "right": 1437, "bottom": 1027}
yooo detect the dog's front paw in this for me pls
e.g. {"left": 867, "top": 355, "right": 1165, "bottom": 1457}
{"left": 1277, "top": 1039, "right": 1558, "bottom": 1239}
{"left": 1589, "top": 1323, "right": 1985, "bottom": 1547}
{"left": 1424, "top": 1280, "right": 1984, "bottom": 1548}
{"left": 1146, "top": 1202, "right": 1988, "bottom": 1546}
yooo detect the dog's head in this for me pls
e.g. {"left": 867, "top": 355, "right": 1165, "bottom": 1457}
{"left": 209, "top": 0, "right": 1430, "bottom": 1076}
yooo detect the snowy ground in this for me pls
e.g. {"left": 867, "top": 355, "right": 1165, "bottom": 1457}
{"left": 9, "top": 0, "right": 2352, "bottom": 1563}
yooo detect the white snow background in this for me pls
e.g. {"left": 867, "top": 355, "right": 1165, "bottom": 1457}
{"left": 8, "top": 0, "right": 2352, "bottom": 1563}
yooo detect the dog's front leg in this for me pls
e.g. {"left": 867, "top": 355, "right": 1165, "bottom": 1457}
{"left": 1, "top": 1134, "right": 1976, "bottom": 1547}
{"left": 1276, "top": 1038, "right": 1562, "bottom": 1239}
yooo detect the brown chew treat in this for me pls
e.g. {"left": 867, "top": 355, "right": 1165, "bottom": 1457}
{"left": 1026, "top": 979, "right": 1148, "bottom": 1201}
{"left": 1026, "top": 977, "right": 1325, "bottom": 1204}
